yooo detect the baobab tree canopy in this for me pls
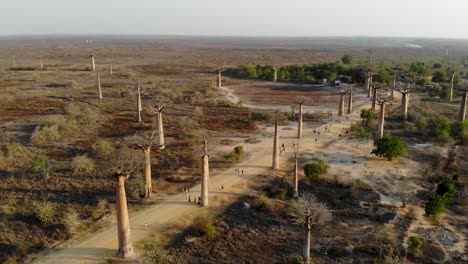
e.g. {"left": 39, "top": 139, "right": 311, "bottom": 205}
{"left": 289, "top": 193, "right": 332, "bottom": 228}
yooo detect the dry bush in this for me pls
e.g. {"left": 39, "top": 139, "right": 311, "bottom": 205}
{"left": 144, "top": 249, "right": 184, "bottom": 264}
{"left": 91, "top": 138, "right": 115, "bottom": 157}
{"left": 193, "top": 213, "right": 217, "bottom": 238}
{"left": 71, "top": 154, "right": 95, "bottom": 176}
{"left": 252, "top": 192, "right": 275, "bottom": 214}
{"left": 62, "top": 210, "right": 80, "bottom": 236}
{"left": 0, "top": 142, "right": 34, "bottom": 172}
{"left": 34, "top": 201, "right": 56, "bottom": 225}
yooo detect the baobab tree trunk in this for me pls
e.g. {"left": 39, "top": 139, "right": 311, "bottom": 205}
{"left": 377, "top": 103, "right": 386, "bottom": 137}
{"left": 272, "top": 120, "right": 279, "bottom": 170}
{"left": 371, "top": 88, "right": 377, "bottom": 110}
{"left": 347, "top": 90, "right": 353, "bottom": 114}
{"left": 401, "top": 93, "right": 409, "bottom": 120}
{"left": 90, "top": 55, "right": 96, "bottom": 71}
{"left": 338, "top": 94, "right": 345, "bottom": 116}
{"left": 116, "top": 175, "right": 133, "bottom": 258}
{"left": 297, "top": 103, "right": 303, "bottom": 139}
{"left": 303, "top": 227, "right": 311, "bottom": 263}
{"left": 450, "top": 73, "right": 455, "bottom": 102}
{"left": 273, "top": 67, "right": 278, "bottom": 82}
{"left": 13, "top": 60, "right": 16, "bottom": 68}
{"left": 459, "top": 92, "right": 467, "bottom": 122}
{"left": 156, "top": 112, "right": 165, "bottom": 150}
{"left": 40, "top": 57, "right": 43, "bottom": 70}
{"left": 218, "top": 71, "right": 222, "bottom": 88}
{"left": 110, "top": 64, "right": 113, "bottom": 75}
{"left": 144, "top": 148, "right": 152, "bottom": 198}
{"left": 96, "top": 73, "right": 102, "bottom": 99}
{"left": 366, "top": 75, "right": 371, "bottom": 98}
{"left": 201, "top": 155, "right": 209, "bottom": 207}
{"left": 294, "top": 157, "right": 299, "bottom": 198}
{"left": 137, "top": 85, "right": 142, "bottom": 122}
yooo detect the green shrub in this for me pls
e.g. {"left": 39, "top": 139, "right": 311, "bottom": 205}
{"left": 253, "top": 191, "right": 274, "bottom": 214}
{"left": 425, "top": 194, "right": 445, "bottom": 219}
{"left": 32, "top": 154, "right": 53, "bottom": 178}
{"left": 34, "top": 201, "right": 56, "bottom": 225}
{"left": 407, "top": 235, "right": 422, "bottom": 256}
{"left": 125, "top": 173, "right": 145, "bottom": 200}
{"left": 303, "top": 160, "right": 327, "bottom": 180}
{"left": 350, "top": 123, "right": 371, "bottom": 140}
{"left": 371, "top": 135, "right": 407, "bottom": 161}
{"left": 360, "top": 109, "right": 377, "bottom": 122}
{"left": 436, "top": 177, "right": 456, "bottom": 204}
{"left": 233, "top": 145, "right": 244, "bottom": 157}
{"left": 439, "top": 89, "right": 450, "bottom": 100}
{"left": 91, "top": 138, "right": 115, "bottom": 157}
{"left": 430, "top": 116, "right": 451, "bottom": 137}
{"left": 144, "top": 249, "right": 184, "bottom": 264}
{"left": 71, "top": 154, "right": 95, "bottom": 176}
{"left": 279, "top": 188, "right": 288, "bottom": 200}
{"left": 193, "top": 214, "right": 217, "bottom": 238}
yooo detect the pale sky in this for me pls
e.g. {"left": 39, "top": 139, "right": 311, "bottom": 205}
{"left": 1, "top": 0, "right": 467, "bottom": 38}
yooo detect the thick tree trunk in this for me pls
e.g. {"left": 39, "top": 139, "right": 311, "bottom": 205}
{"left": 450, "top": 73, "right": 455, "bottom": 101}
{"left": 371, "top": 88, "right": 377, "bottom": 110}
{"left": 110, "top": 64, "right": 113, "bottom": 75}
{"left": 273, "top": 67, "right": 278, "bottom": 82}
{"left": 156, "top": 112, "right": 165, "bottom": 150}
{"left": 201, "top": 155, "right": 209, "bottom": 207}
{"left": 91, "top": 56, "right": 96, "bottom": 71}
{"left": 294, "top": 158, "right": 299, "bottom": 198}
{"left": 40, "top": 57, "right": 43, "bottom": 70}
{"left": 377, "top": 103, "right": 386, "bottom": 138}
{"left": 401, "top": 93, "right": 408, "bottom": 120}
{"left": 459, "top": 92, "right": 467, "bottom": 122}
{"left": 13, "top": 60, "right": 16, "bottom": 68}
{"left": 116, "top": 175, "right": 133, "bottom": 258}
{"left": 365, "top": 75, "right": 370, "bottom": 98}
{"left": 347, "top": 90, "right": 353, "bottom": 114}
{"left": 272, "top": 120, "right": 279, "bottom": 170}
{"left": 303, "top": 227, "right": 311, "bottom": 263}
{"left": 297, "top": 103, "right": 303, "bottom": 139}
{"left": 144, "top": 148, "right": 152, "bottom": 198}
{"left": 137, "top": 85, "right": 142, "bottom": 122}
{"left": 391, "top": 79, "right": 396, "bottom": 100}
{"left": 96, "top": 73, "right": 102, "bottom": 99}
{"left": 338, "top": 94, "right": 345, "bottom": 116}
{"left": 218, "top": 71, "right": 222, "bottom": 88}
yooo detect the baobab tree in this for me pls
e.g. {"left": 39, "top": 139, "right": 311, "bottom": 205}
{"left": 371, "top": 84, "right": 380, "bottom": 110}
{"left": 109, "top": 63, "right": 113, "bottom": 75}
{"left": 273, "top": 66, "right": 278, "bottom": 82}
{"left": 149, "top": 98, "right": 169, "bottom": 150}
{"left": 40, "top": 57, "right": 44, "bottom": 70}
{"left": 290, "top": 193, "right": 332, "bottom": 263}
{"left": 106, "top": 148, "right": 141, "bottom": 258}
{"left": 398, "top": 83, "right": 413, "bottom": 120}
{"left": 296, "top": 96, "right": 307, "bottom": 139}
{"left": 347, "top": 86, "right": 354, "bottom": 114}
{"left": 362, "top": 70, "right": 374, "bottom": 98}
{"left": 96, "top": 72, "right": 102, "bottom": 99}
{"left": 217, "top": 69, "right": 223, "bottom": 88}
{"left": 200, "top": 135, "right": 209, "bottom": 207}
{"left": 376, "top": 95, "right": 391, "bottom": 138}
{"left": 459, "top": 90, "right": 467, "bottom": 122}
{"left": 272, "top": 112, "right": 281, "bottom": 170}
{"left": 131, "top": 129, "right": 161, "bottom": 198}
{"left": 136, "top": 84, "right": 142, "bottom": 122}
{"left": 337, "top": 87, "right": 350, "bottom": 117}
{"left": 292, "top": 142, "right": 300, "bottom": 198}
{"left": 449, "top": 71, "right": 455, "bottom": 102}
{"left": 89, "top": 54, "right": 96, "bottom": 71}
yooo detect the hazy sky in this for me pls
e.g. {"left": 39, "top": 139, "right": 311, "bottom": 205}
{"left": 1, "top": 0, "right": 467, "bottom": 38}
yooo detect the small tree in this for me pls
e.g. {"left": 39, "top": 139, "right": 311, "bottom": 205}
{"left": 303, "top": 160, "right": 327, "bottom": 180}
{"left": 360, "top": 108, "right": 377, "bottom": 123}
{"left": 432, "top": 70, "right": 447, "bottom": 82}
{"left": 341, "top": 54, "right": 352, "bottom": 64}
{"left": 290, "top": 193, "right": 332, "bottom": 264}
{"left": 425, "top": 194, "right": 445, "bottom": 219}
{"left": 32, "top": 154, "right": 53, "bottom": 178}
{"left": 407, "top": 235, "right": 422, "bottom": 256}
{"left": 371, "top": 135, "right": 407, "bottom": 161}
{"left": 436, "top": 177, "right": 456, "bottom": 203}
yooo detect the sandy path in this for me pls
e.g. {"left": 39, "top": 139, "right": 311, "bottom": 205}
{"left": 30, "top": 85, "right": 384, "bottom": 263}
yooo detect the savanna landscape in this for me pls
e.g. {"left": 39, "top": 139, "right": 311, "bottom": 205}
{"left": 0, "top": 35, "right": 467, "bottom": 264}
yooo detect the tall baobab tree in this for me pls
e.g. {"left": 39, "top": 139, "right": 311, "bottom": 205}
{"left": 371, "top": 85, "right": 380, "bottom": 110}
{"left": 362, "top": 70, "right": 374, "bottom": 98}
{"left": 292, "top": 142, "right": 300, "bottom": 198}
{"left": 296, "top": 96, "right": 307, "bottom": 139}
{"left": 376, "top": 93, "right": 391, "bottom": 138}
{"left": 217, "top": 69, "right": 223, "bottom": 88}
{"left": 290, "top": 193, "right": 332, "bottom": 264}
{"left": 131, "top": 129, "right": 161, "bottom": 198}
{"left": 136, "top": 84, "right": 142, "bottom": 122}
{"left": 109, "top": 63, "right": 113, "bottom": 76}
{"left": 89, "top": 54, "right": 96, "bottom": 71}
{"left": 106, "top": 148, "right": 140, "bottom": 258}
{"left": 149, "top": 98, "right": 169, "bottom": 150}
{"left": 398, "top": 83, "right": 413, "bottom": 120}
{"left": 272, "top": 112, "right": 281, "bottom": 170}
{"left": 347, "top": 86, "right": 353, "bottom": 114}
{"left": 200, "top": 135, "right": 209, "bottom": 207}
{"left": 96, "top": 72, "right": 102, "bottom": 99}
{"left": 449, "top": 71, "right": 455, "bottom": 102}
{"left": 338, "top": 87, "right": 350, "bottom": 117}
{"left": 273, "top": 66, "right": 278, "bottom": 82}
{"left": 459, "top": 90, "right": 467, "bottom": 122}
{"left": 40, "top": 57, "right": 44, "bottom": 70}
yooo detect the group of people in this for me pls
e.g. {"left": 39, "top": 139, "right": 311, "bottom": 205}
{"left": 235, "top": 168, "right": 245, "bottom": 175}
